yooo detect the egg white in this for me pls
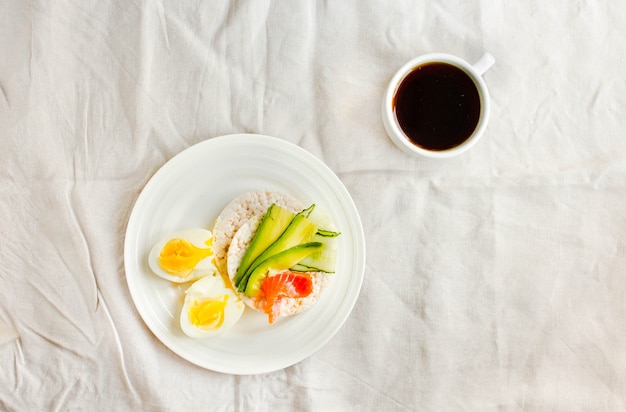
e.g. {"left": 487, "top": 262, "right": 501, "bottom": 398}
{"left": 148, "top": 228, "right": 217, "bottom": 283}
{"left": 180, "top": 274, "right": 245, "bottom": 338}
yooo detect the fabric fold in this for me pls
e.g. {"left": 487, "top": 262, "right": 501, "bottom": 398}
{"left": 0, "top": 317, "right": 18, "bottom": 346}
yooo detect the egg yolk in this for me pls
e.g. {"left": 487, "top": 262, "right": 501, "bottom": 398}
{"left": 188, "top": 296, "right": 228, "bottom": 330}
{"left": 158, "top": 238, "right": 213, "bottom": 278}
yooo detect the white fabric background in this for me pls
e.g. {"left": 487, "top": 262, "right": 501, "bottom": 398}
{"left": 1, "top": 1, "right": 626, "bottom": 410}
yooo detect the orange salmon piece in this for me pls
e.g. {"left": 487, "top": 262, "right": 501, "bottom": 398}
{"left": 256, "top": 272, "right": 313, "bottom": 323}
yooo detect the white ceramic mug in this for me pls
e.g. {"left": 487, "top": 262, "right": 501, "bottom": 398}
{"left": 382, "top": 52, "right": 495, "bottom": 158}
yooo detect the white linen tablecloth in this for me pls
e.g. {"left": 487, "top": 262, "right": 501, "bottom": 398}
{"left": 2, "top": 1, "right": 626, "bottom": 410}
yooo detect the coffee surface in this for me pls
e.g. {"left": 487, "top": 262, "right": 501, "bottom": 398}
{"left": 393, "top": 62, "right": 480, "bottom": 151}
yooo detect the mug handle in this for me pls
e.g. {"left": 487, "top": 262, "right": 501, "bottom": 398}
{"left": 472, "top": 53, "right": 495, "bottom": 76}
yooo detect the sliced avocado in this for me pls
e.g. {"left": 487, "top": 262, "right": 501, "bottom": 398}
{"left": 256, "top": 208, "right": 318, "bottom": 260}
{"left": 237, "top": 207, "right": 318, "bottom": 291}
{"left": 234, "top": 204, "right": 295, "bottom": 287}
{"left": 243, "top": 242, "right": 323, "bottom": 297}
{"left": 292, "top": 206, "right": 340, "bottom": 273}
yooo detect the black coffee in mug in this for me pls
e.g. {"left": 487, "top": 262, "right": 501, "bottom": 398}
{"left": 393, "top": 62, "right": 481, "bottom": 151}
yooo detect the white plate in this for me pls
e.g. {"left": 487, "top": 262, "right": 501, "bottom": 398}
{"left": 124, "top": 134, "right": 366, "bottom": 375}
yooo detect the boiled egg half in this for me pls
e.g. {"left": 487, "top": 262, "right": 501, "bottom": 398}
{"left": 180, "top": 274, "right": 245, "bottom": 338}
{"left": 148, "top": 228, "right": 217, "bottom": 283}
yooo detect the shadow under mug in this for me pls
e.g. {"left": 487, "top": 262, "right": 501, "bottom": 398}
{"left": 382, "top": 52, "right": 495, "bottom": 159}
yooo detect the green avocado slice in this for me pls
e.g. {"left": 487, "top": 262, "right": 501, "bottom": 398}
{"left": 234, "top": 204, "right": 295, "bottom": 287}
{"left": 243, "top": 242, "right": 323, "bottom": 298}
{"left": 237, "top": 208, "right": 318, "bottom": 293}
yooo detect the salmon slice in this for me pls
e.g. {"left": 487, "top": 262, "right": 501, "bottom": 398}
{"left": 256, "top": 272, "right": 313, "bottom": 323}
